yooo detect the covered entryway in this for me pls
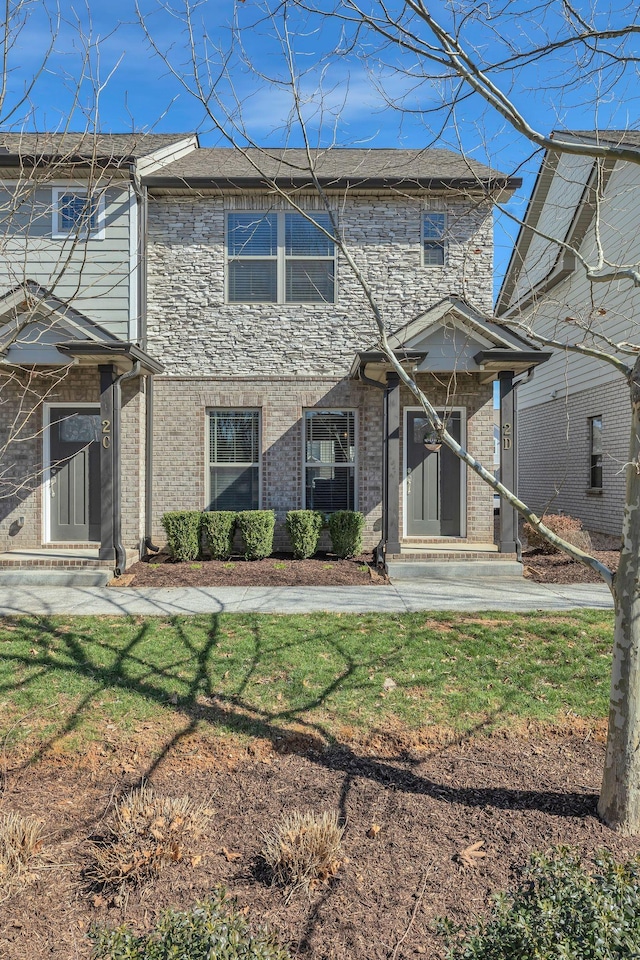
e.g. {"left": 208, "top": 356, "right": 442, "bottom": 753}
{"left": 405, "top": 408, "right": 463, "bottom": 537}
{"left": 47, "top": 405, "right": 101, "bottom": 541}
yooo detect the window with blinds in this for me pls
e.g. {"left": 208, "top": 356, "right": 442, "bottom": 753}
{"left": 423, "top": 211, "right": 446, "bottom": 266}
{"left": 207, "top": 410, "right": 260, "bottom": 511}
{"left": 227, "top": 211, "right": 335, "bottom": 303}
{"left": 589, "top": 415, "right": 603, "bottom": 489}
{"left": 304, "top": 410, "right": 356, "bottom": 513}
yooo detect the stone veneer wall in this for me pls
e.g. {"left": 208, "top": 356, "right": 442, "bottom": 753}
{"left": 151, "top": 372, "right": 494, "bottom": 550}
{"left": 0, "top": 367, "right": 144, "bottom": 558}
{"left": 518, "top": 378, "right": 629, "bottom": 536}
{"left": 146, "top": 191, "right": 494, "bottom": 379}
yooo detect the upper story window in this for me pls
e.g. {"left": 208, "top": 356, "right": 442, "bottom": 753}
{"left": 53, "top": 188, "right": 105, "bottom": 240}
{"left": 423, "top": 211, "right": 446, "bottom": 266}
{"left": 227, "top": 211, "right": 335, "bottom": 304}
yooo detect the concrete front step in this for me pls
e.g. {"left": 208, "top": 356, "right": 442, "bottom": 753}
{"left": 387, "top": 558, "right": 522, "bottom": 580}
{"left": 0, "top": 567, "right": 112, "bottom": 587}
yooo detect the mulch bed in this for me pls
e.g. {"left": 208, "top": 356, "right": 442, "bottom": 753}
{"left": 523, "top": 548, "right": 620, "bottom": 584}
{"left": 122, "top": 552, "right": 387, "bottom": 588}
{"left": 2, "top": 726, "right": 639, "bottom": 960}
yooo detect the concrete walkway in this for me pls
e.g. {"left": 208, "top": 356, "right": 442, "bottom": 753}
{"left": 0, "top": 579, "right": 613, "bottom": 616}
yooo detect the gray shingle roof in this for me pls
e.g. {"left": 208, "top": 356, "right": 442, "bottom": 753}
{"left": 555, "top": 129, "right": 640, "bottom": 149}
{"left": 145, "top": 147, "right": 517, "bottom": 189}
{"left": 0, "top": 133, "right": 194, "bottom": 161}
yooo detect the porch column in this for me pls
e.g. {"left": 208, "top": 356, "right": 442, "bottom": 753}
{"left": 99, "top": 364, "right": 115, "bottom": 561}
{"left": 499, "top": 370, "right": 519, "bottom": 554}
{"left": 385, "top": 372, "right": 401, "bottom": 554}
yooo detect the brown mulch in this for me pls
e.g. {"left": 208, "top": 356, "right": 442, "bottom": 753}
{"left": 122, "top": 552, "right": 387, "bottom": 588}
{"left": 1, "top": 725, "right": 639, "bottom": 960}
{"left": 522, "top": 531, "right": 621, "bottom": 584}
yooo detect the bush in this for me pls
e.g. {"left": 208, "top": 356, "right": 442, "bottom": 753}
{"left": 437, "top": 847, "right": 640, "bottom": 960}
{"left": 523, "top": 514, "right": 592, "bottom": 554}
{"left": 261, "top": 810, "right": 343, "bottom": 899}
{"left": 87, "top": 783, "right": 212, "bottom": 889}
{"left": 160, "top": 511, "right": 202, "bottom": 561}
{"left": 201, "top": 511, "right": 237, "bottom": 560}
{"left": 237, "top": 510, "right": 276, "bottom": 560}
{"left": 286, "top": 510, "right": 324, "bottom": 559}
{"left": 90, "top": 888, "right": 291, "bottom": 959}
{"left": 328, "top": 510, "right": 365, "bottom": 558}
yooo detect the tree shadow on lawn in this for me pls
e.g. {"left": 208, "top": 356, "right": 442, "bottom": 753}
{"left": 1, "top": 613, "right": 598, "bottom": 822}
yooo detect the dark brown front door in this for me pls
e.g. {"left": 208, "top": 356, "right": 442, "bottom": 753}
{"left": 49, "top": 407, "right": 101, "bottom": 541}
{"left": 406, "top": 410, "right": 462, "bottom": 537}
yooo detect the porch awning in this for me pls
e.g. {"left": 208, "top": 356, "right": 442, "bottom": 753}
{"left": 55, "top": 340, "right": 164, "bottom": 375}
{"left": 350, "top": 349, "right": 429, "bottom": 381}
{"left": 473, "top": 348, "right": 552, "bottom": 378}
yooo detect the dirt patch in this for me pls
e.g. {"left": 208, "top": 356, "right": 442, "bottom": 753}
{"left": 2, "top": 729, "right": 639, "bottom": 960}
{"left": 523, "top": 548, "right": 619, "bottom": 584}
{"left": 120, "top": 552, "right": 386, "bottom": 588}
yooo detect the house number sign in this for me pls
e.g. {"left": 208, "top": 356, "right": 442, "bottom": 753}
{"left": 502, "top": 422, "right": 512, "bottom": 450}
{"left": 102, "top": 419, "right": 111, "bottom": 449}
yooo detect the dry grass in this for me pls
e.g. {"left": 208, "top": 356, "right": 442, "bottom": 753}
{"left": 0, "top": 811, "right": 44, "bottom": 895}
{"left": 88, "top": 783, "right": 213, "bottom": 888}
{"left": 262, "top": 810, "right": 344, "bottom": 898}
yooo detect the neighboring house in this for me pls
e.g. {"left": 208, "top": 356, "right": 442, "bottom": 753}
{"left": 496, "top": 131, "right": 640, "bottom": 536}
{"left": 0, "top": 137, "right": 548, "bottom": 578}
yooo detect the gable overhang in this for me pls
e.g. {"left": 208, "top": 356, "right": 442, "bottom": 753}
{"left": 350, "top": 350, "right": 429, "bottom": 383}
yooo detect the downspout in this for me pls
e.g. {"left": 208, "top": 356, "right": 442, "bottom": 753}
{"left": 129, "top": 163, "right": 159, "bottom": 556}
{"left": 144, "top": 375, "right": 160, "bottom": 554}
{"left": 112, "top": 360, "right": 141, "bottom": 576}
{"left": 358, "top": 367, "right": 387, "bottom": 567}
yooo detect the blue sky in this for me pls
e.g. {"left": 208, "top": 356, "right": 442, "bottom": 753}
{"left": 10, "top": 0, "right": 640, "bottom": 289}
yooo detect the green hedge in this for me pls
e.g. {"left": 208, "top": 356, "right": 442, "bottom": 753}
{"left": 328, "top": 510, "right": 364, "bottom": 559}
{"left": 286, "top": 510, "right": 324, "bottom": 559}
{"left": 201, "top": 511, "right": 237, "bottom": 560}
{"left": 90, "top": 888, "right": 290, "bottom": 959}
{"left": 437, "top": 847, "right": 640, "bottom": 960}
{"left": 237, "top": 510, "right": 276, "bottom": 560}
{"left": 160, "top": 511, "right": 202, "bottom": 561}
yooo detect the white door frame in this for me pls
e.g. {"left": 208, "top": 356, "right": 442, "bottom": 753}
{"left": 42, "top": 402, "right": 100, "bottom": 544}
{"left": 402, "top": 406, "right": 467, "bottom": 539}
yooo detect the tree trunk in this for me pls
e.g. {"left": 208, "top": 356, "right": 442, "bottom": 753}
{"left": 598, "top": 359, "right": 640, "bottom": 832}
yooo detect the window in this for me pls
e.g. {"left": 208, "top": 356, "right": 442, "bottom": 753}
{"left": 423, "top": 211, "right": 446, "bottom": 266}
{"left": 304, "top": 410, "right": 356, "bottom": 513}
{"left": 589, "top": 415, "right": 603, "bottom": 489}
{"left": 227, "top": 211, "right": 335, "bottom": 303}
{"left": 207, "top": 410, "right": 260, "bottom": 511}
{"left": 53, "top": 188, "right": 104, "bottom": 239}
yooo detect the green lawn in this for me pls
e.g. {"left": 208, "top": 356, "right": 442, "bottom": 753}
{"left": 0, "top": 611, "right": 614, "bottom": 753}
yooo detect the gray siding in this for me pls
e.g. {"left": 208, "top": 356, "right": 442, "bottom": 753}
{"left": 0, "top": 181, "right": 132, "bottom": 338}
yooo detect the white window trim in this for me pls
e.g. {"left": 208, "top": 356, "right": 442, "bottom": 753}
{"left": 226, "top": 211, "right": 337, "bottom": 305}
{"left": 402, "top": 406, "right": 467, "bottom": 539}
{"left": 303, "top": 408, "right": 358, "bottom": 512}
{"left": 52, "top": 186, "right": 106, "bottom": 240}
{"left": 205, "top": 408, "right": 262, "bottom": 511}
{"left": 42, "top": 402, "right": 101, "bottom": 544}
{"left": 421, "top": 209, "right": 447, "bottom": 268}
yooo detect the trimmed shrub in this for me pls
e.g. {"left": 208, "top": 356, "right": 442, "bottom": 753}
{"left": 160, "top": 511, "right": 202, "bottom": 561}
{"left": 261, "top": 810, "right": 343, "bottom": 899}
{"left": 201, "top": 511, "right": 237, "bottom": 560}
{"left": 437, "top": 847, "right": 640, "bottom": 960}
{"left": 328, "top": 510, "right": 364, "bottom": 559}
{"left": 90, "top": 888, "right": 291, "bottom": 959}
{"left": 523, "top": 513, "right": 592, "bottom": 555}
{"left": 286, "top": 510, "right": 324, "bottom": 559}
{"left": 237, "top": 510, "right": 276, "bottom": 560}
